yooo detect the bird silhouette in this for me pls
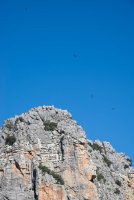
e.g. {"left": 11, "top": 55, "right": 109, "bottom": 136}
{"left": 90, "top": 94, "right": 94, "bottom": 99}
{"left": 73, "top": 53, "right": 77, "bottom": 58}
{"left": 24, "top": 7, "right": 28, "bottom": 12}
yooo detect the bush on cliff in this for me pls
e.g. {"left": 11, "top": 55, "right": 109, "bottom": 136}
{"left": 115, "top": 180, "right": 122, "bottom": 187}
{"left": 89, "top": 143, "right": 102, "bottom": 153}
{"left": 43, "top": 121, "right": 57, "bottom": 131}
{"left": 39, "top": 164, "right": 64, "bottom": 185}
{"left": 96, "top": 171, "right": 106, "bottom": 183}
{"left": 5, "top": 134, "right": 16, "bottom": 146}
{"left": 5, "top": 120, "right": 14, "bottom": 131}
{"left": 114, "top": 188, "right": 120, "bottom": 194}
{"left": 103, "top": 155, "right": 113, "bottom": 167}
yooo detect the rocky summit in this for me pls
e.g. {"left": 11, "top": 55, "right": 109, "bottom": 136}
{"left": 0, "top": 106, "right": 133, "bottom": 200}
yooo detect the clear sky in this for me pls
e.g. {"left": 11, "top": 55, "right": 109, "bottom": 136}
{"left": 0, "top": 0, "right": 134, "bottom": 163}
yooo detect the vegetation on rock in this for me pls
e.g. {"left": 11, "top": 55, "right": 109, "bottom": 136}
{"left": 5, "top": 120, "right": 14, "bottom": 131}
{"left": 96, "top": 171, "right": 106, "bottom": 183}
{"left": 114, "top": 188, "right": 120, "bottom": 194}
{"left": 5, "top": 134, "right": 16, "bottom": 146}
{"left": 92, "top": 143, "right": 102, "bottom": 152}
{"left": 39, "top": 164, "right": 64, "bottom": 185}
{"left": 43, "top": 121, "right": 57, "bottom": 131}
{"left": 103, "top": 155, "right": 113, "bottom": 167}
{"left": 115, "top": 180, "right": 122, "bottom": 187}
{"left": 124, "top": 164, "right": 129, "bottom": 169}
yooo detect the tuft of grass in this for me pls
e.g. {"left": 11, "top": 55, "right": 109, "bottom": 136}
{"left": 92, "top": 143, "right": 103, "bottom": 152}
{"left": 17, "top": 117, "right": 25, "bottom": 123}
{"left": 115, "top": 180, "right": 122, "bottom": 187}
{"left": 96, "top": 171, "right": 106, "bottom": 183}
{"left": 43, "top": 121, "right": 57, "bottom": 131}
{"left": 103, "top": 156, "right": 113, "bottom": 167}
{"left": 39, "top": 164, "right": 64, "bottom": 185}
{"left": 5, "top": 134, "right": 16, "bottom": 146}
{"left": 124, "top": 164, "right": 129, "bottom": 169}
{"left": 126, "top": 157, "right": 132, "bottom": 167}
{"left": 114, "top": 188, "right": 120, "bottom": 194}
{"left": 5, "top": 121, "right": 14, "bottom": 131}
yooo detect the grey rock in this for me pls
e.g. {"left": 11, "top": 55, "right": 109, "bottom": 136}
{"left": 0, "top": 106, "right": 133, "bottom": 200}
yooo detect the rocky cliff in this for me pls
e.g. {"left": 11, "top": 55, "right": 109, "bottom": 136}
{"left": 0, "top": 106, "right": 133, "bottom": 200}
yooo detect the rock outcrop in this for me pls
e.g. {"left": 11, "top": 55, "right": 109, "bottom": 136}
{"left": 0, "top": 106, "right": 133, "bottom": 200}
{"left": 88, "top": 140, "right": 134, "bottom": 200}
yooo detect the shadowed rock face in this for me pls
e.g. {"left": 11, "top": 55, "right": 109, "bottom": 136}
{"left": 0, "top": 106, "right": 133, "bottom": 200}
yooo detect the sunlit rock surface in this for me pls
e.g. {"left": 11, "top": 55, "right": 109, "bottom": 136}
{"left": 0, "top": 106, "right": 133, "bottom": 200}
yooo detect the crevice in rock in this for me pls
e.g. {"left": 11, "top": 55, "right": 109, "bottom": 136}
{"left": 66, "top": 184, "right": 77, "bottom": 193}
{"left": 67, "top": 196, "right": 70, "bottom": 200}
{"left": 73, "top": 144, "right": 82, "bottom": 200}
{"left": 32, "top": 169, "right": 38, "bottom": 200}
{"left": 14, "top": 159, "right": 24, "bottom": 176}
{"left": 90, "top": 174, "right": 96, "bottom": 183}
{"left": 60, "top": 136, "right": 64, "bottom": 161}
{"left": 102, "top": 143, "right": 107, "bottom": 155}
{"left": 3, "top": 196, "right": 10, "bottom": 200}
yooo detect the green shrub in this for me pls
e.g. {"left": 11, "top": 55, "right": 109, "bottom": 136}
{"left": 124, "top": 164, "right": 129, "bottom": 169}
{"left": 39, "top": 165, "right": 51, "bottom": 174}
{"left": 92, "top": 143, "right": 102, "bottom": 153}
{"left": 43, "top": 121, "right": 57, "bottom": 131}
{"left": 115, "top": 180, "right": 122, "bottom": 186}
{"left": 39, "top": 164, "right": 64, "bottom": 185}
{"left": 126, "top": 157, "right": 132, "bottom": 166}
{"left": 17, "top": 117, "right": 25, "bottom": 123}
{"left": 5, "top": 121, "right": 14, "bottom": 131}
{"left": 114, "top": 188, "right": 120, "bottom": 194}
{"left": 103, "top": 156, "right": 113, "bottom": 167}
{"left": 50, "top": 171, "right": 64, "bottom": 185}
{"left": 5, "top": 134, "right": 16, "bottom": 146}
{"left": 96, "top": 172, "right": 106, "bottom": 183}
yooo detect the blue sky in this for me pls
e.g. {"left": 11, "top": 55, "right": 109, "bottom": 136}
{"left": 0, "top": 0, "right": 134, "bottom": 162}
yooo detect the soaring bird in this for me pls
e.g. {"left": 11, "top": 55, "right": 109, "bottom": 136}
{"left": 73, "top": 53, "right": 77, "bottom": 58}
{"left": 24, "top": 7, "right": 28, "bottom": 12}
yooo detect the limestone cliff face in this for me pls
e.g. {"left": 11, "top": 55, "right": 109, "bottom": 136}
{"left": 0, "top": 106, "right": 133, "bottom": 200}
{"left": 88, "top": 140, "right": 134, "bottom": 200}
{"left": 0, "top": 106, "right": 98, "bottom": 200}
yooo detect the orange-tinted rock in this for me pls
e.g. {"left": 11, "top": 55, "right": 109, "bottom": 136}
{"left": 38, "top": 183, "right": 67, "bottom": 200}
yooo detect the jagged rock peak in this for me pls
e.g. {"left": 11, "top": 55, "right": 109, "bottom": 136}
{"left": 0, "top": 106, "right": 133, "bottom": 200}
{"left": 0, "top": 106, "right": 97, "bottom": 200}
{"left": 2, "top": 105, "right": 86, "bottom": 141}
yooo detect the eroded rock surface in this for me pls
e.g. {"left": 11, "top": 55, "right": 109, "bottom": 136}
{"left": 88, "top": 140, "right": 134, "bottom": 200}
{"left": 0, "top": 106, "right": 133, "bottom": 200}
{"left": 0, "top": 106, "right": 98, "bottom": 200}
